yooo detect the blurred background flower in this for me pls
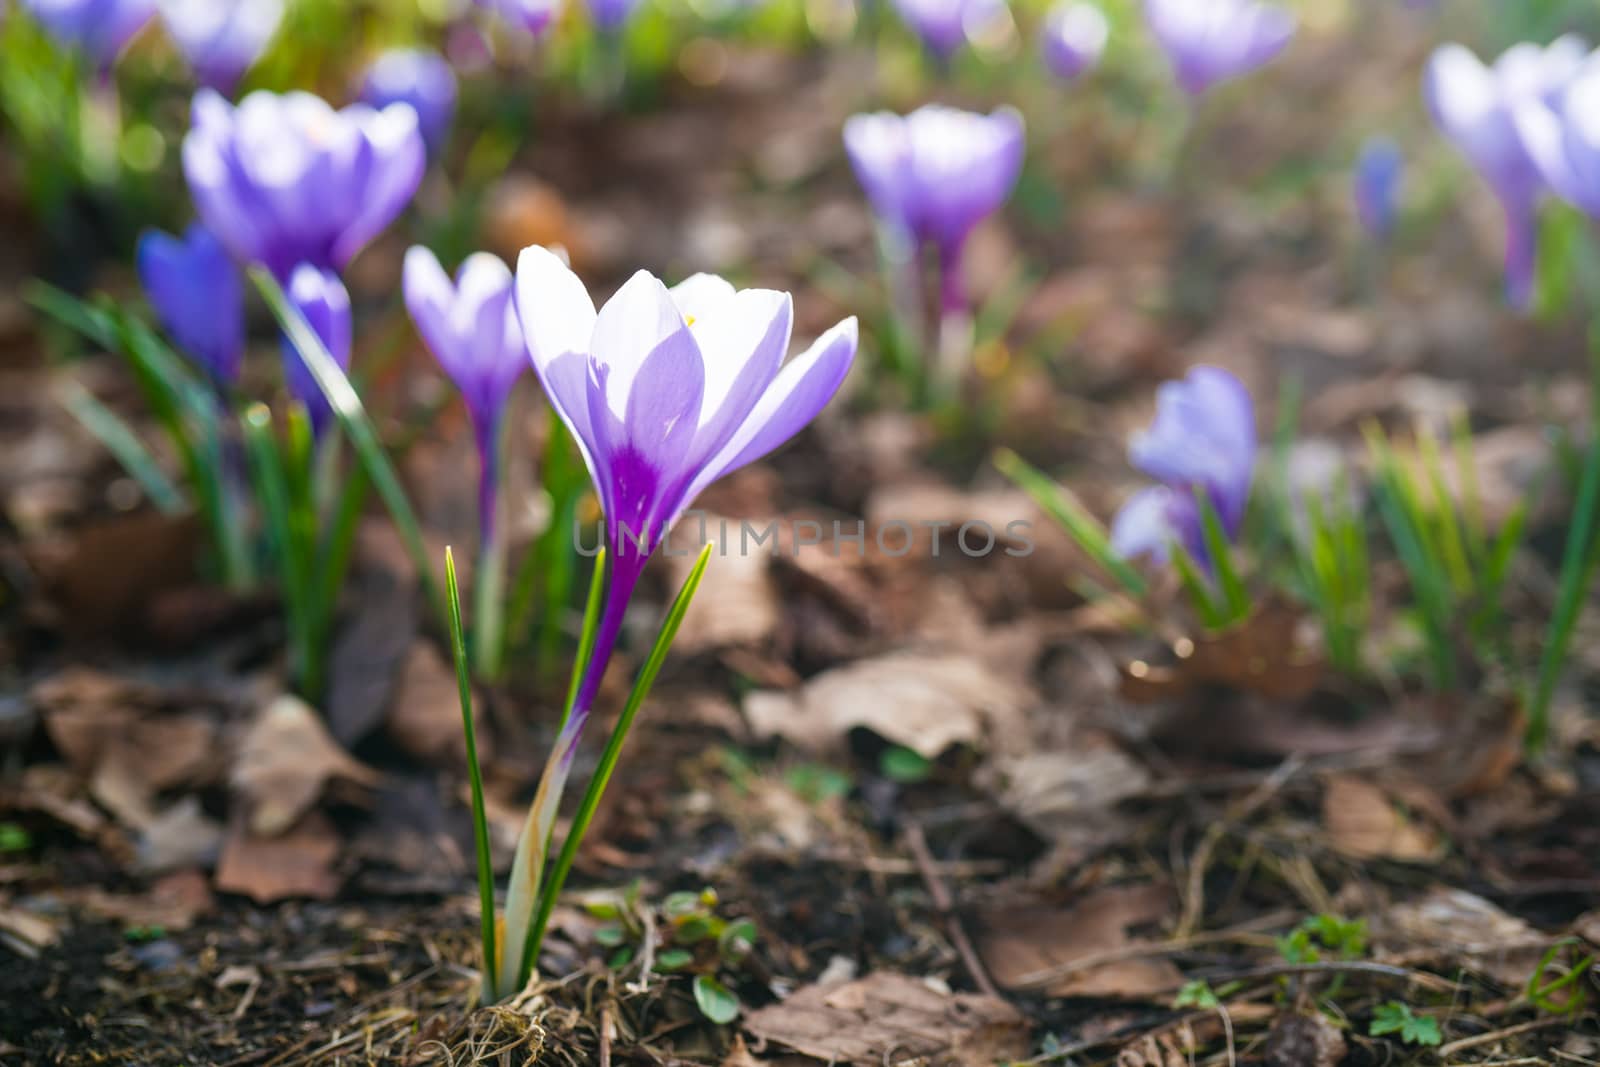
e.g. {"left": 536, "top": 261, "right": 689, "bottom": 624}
{"left": 156, "top": 0, "right": 282, "bottom": 93}
{"left": 360, "top": 48, "right": 458, "bottom": 158}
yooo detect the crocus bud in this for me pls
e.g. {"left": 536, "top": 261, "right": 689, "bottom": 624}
{"left": 137, "top": 224, "right": 245, "bottom": 388}
{"left": 1354, "top": 136, "right": 1404, "bottom": 241}
{"left": 1041, "top": 2, "right": 1107, "bottom": 83}
{"left": 478, "top": 0, "right": 562, "bottom": 36}
{"left": 360, "top": 49, "right": 458, "bottom": 159}
{"left": 282, "top": 264, "right": 352, "bottom": 436}
{"left": 889, "top": 0, "right": 1005, "bottom": 60}
{"left": 1143, "top": 0, "right": 1294, "bottom": 96}
{"left": 1111, "top": 366, "right": 1256, "bottom": 569}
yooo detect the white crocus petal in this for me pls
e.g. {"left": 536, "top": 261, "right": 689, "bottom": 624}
{"left": 590, "top": 269, "right": 692, "bottom": 419}
{"left": 515, "top": 245, "right": 597, "bottom": 371}
{"left": 515, "top": 245, "right": 600, "bottom": 468}
{"left": 1427, "top": 45, "right": 1498, "bottom": 143}
{"left": 453, "top": 252, "right": 513, "bottom": 358}
{"left": 690, "top": 288, "right": 791, "bottom": 433}
{"left": 669, "top": 273, "right": 737, "bottom": 323}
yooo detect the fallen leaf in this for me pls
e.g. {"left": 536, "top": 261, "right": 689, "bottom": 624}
{"left": 134, "top": 797, "right": 224, "bottom": 875}
{"left": 978, "top": 884, "right": 1180, "bottom": 997}
{"left": 0, "top": 903, "right": 61, "bottom": 958}
{"left": 26, "top": 511, "right": 200, "bottom": 638}
{"left": 215, "top": 812, "right": 342, "bottom": 904}
{"left": 1116, "top": 1031, "right": 1190, "bottom": 1067}
{"left": 232, "top": 695, "right": 379, "bottom": 836}
{"left": 71, "top": 868, "right": 215, "bottom": 931}
{"left": 1120, "top": 602, "right": 1324, "bottom": 704}
{"left": 744, "top": 651, "right": 1030, "bottom": 758}
{"left": 325, "top": 527, "right": 420, "bottom": 747}
{"left": 1322, "top": 775, "right": 1445, "bottom": 862}
{"left": 1379, "top": 888, "right": 1547, "bottom": 988}
{"left": 666, "top": 515, "right": 780, "bottom": 653}
{"left": 740, "top": 971, "right": 1029, "bottom": 1065}
{"left": 1264, "top": 1012, "right": 1347, "bottom": 1067}
{"left": 386, "top": 642, "right": 487, "bottom": 768}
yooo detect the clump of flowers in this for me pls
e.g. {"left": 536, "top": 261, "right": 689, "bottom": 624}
{"left": 156, "top": 0, "right": 283, "bottom": 93}
{"left": 1143, "top": 0, "right": 1295, "bottom": 97}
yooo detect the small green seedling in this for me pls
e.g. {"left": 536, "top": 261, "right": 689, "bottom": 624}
{"left": 1369, "top": 1001, "right": 1441, "bottom": 1046}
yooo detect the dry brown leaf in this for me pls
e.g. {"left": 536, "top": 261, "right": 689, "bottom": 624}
{"left": 215, "top": 812, "right": 342, "bottom": 904}
{"left": 0, "top": 903, "right": 61, "bottom": 958}
{"left": 386, "top": 642, "right": 487, "bottom": 768}
{"left": 1116, "top": 1030, "right": 1191, "bottom": 1067}
{"left": 1322, "top": 774, "right": 1444, "bottom": 863}
{"left": 666, "top": 516, "right": 780, "bottom": 653}
{"left": 1379, "top": 888, "right": 1548, "bottom": 987}
{"left": 1120, "top": 602, "right": 1324, "bottom": 703}
{"left": 134, "top": 797, "right": 224, "bottom": 875}
{"left": 740, "top": 972, "right": 1029, "bottom": 1065}
{"left": 26, "top": 511, "right": 200, "bottom": 638}
{"left": 232, "top": 695, "right": 379, "bottom": 836}
{"left": 743, "top": 651, "right": 1030, "bottom": 758}
{"left": 978, "top": 884, "right": 1179, "bottom": 997}
{"left": 71, "top": 869, "right": 215, "bottom": 931}
{"left": 1264, "top": 1012, "right": 1347, "bottom": 1067}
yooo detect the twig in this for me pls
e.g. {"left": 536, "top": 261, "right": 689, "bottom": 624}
{"left": 1177, "top": 755, "right": 1303, "bottom": 938}
{"left": 1438, "top": 1015, "right": 1586, "bottom": 1058}
{"left": 1199, "top": 960, "right": 1459, "bottom": 995}
{"left": 1011, "top": 910, "right": 1297, "bottom": 991}
{"left": 598, "top": 1002, "right": 613, "bottom": 1067}
{"left": 904, "top": 822, "right": 1003, "bottom": 1001}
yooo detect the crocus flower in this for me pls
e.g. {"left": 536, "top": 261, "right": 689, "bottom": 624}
{"left": 1425, "top": 37, "right": 1590, "bottom": 308}
{"left": 1143, "top": 0, "right": 1295, "bottom": 96}
{"left": 182, "top": 88, "right": 426, "bottom": 281}
{"left": 1111, "top": 366, "right": 1256, "bottom": 568}
{"left": 844, "top": 105, "right": 1025, "bottom": 314}
{"left": 502, "top": 246, "right": 857, "bottom": 990}
{"left": 404, "top": 247, "right": 525, "bottom": 546}
{"left": 477, "top": 0, "right": 561, "bottom": 36}
{"left": 282, "top": 264, "right": 352, "bottom": 436}
{"left": 890, "top": 0, "right": 1004, "bottom": 59}
{"left": 156, "top": 0, "right": 282, "bottom": 93}
{"left": 1513, "top": 61, "right": 1600, "bottom": 221}
{"left": 137, "top": 224, "right": 245, "bottom": 388}
{"left": 360, "top": 49, "right": 457, "bottom": 158}
{"left": 1354, "top": 136, "right": 1404, "bottom": 241}
{"left": 1041, "top": 2, "right": 1107, "bottom": 83}
{"left": 20, "top": 0, "right": 155, "bottom": 70}
{"left": 586, "top": 0, "right": 644, "bottom": 32}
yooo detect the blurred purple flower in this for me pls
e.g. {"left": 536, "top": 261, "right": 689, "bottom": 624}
{"left": 360, "top": 49, "right": 457, "bottom": 157}
{"left": 1143, "top": 0, "right": 1294, "bottom": 96}
{"left": 137, "top": 224, "right": 245, "bottom": 387}
{"left": 156, "top": 0, "right": 282, "bottom": 92}
{"left": 1425, "top": 37, "right": 1590, "bottom": 307}
{"left": 890, "top": 0, "right": 1003, "bottom": 59}
{"left": 1111, "top": 366, "right": 1256, "bottom": 567}
{"left": 586, "top": 0, "right": 643, "bottom": 32}
{"left": 478, "top": 0, "right": 561, "bottom": 36}
{"left": 182, "top": 88, "right": 426, "bottom": 281}
{"left": 404, "top": 246, "right": 525, "bottom": 544}
{"left": 20, "top": 0, "right": 155, "bottom": 70}
{"left": 1514, "top": 61, "right": 1600, "bottom": 220}
{"left": 1354, "top": 136, "right": 1404, "bottom": 240}
{"left": 282, "top": 264, "right": 352, "bottom": 436}
{"left": 843, "top": 104, "right": 1025, "bottom": 313}
{"left": 1041, "top": 2, "right": 1107, "bottom": 83}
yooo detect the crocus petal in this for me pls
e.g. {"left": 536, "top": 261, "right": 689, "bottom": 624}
{"left": 1041, "top": 1, "right": 1108, "bottom": 82}
{"left": 1128, "top": 366, "right": 1255, "bottom": 532}
{"left": 515, "top": 245, "right": 601, "bottom": 465}
{"left": 283, "top": 264, "right": 352, "bottom": 435}
{"left": 692, "top": 316, "right": 858, "bottom": 496}
{"left": 137, "top": 224, "right": 244, "bottom": 386}
{"left": 669, "top": 273, "right": 737, "bottom": 323}
{"left": 1110, "top": 485, "right": 1183, "bottom": 562}
{"left": 687, "top": 288, "right": 792, "bottom": 458}
{"left": 590, "top": 269, "right": 695, "bottom": 420}
{"left": 333, "top": 103, "right": 425, "bottom": 267}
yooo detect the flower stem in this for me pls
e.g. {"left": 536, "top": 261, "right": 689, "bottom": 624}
{"left": 935, "top": 244, "right": 973, "bottom": 399}
{"left": 473, "top": 414, "right": 505, "bottom": 680}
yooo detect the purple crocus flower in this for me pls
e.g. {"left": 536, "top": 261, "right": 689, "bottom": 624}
{"left": 1143, "top": 0, "right": 1295, "bottom": 96}
{"left": 404, "top": 247, "right": 525, "bottom": 548}
{"left": 20, "top": 0, "right": 155, "bottom": 70}
{"left": 1513, "top": 62, "right": 1600, "bottom": 221}
{"left": 476, "top": 0, "right": 561, "bottom": 36}
{"left": 156, "top": 0, "right": 282, "bottom": 93}
{"left": 1425, "top": 37, "right": 1590, "bottom": 308}
{"left": 360, "top": 49, "right": 457, "bottom": 158}
{"left": 890, "top": 0, "right": 1003, "bottom": 59}
{"left": 1110, "top": 366, "right": 1256, "bottom": 568}
{"left": 1041, "top": 2, "right": 1107, "bottom": 83}
{"left": 1354, "top": 136, "right": 1404, "bottom": 241}
{"left": 182, "top": 88, "right": 426, "bottom": 281}
{"left": 137, "top": 224, "right": 245, "bottom": 388}
{"left": 501, "top": 247, "right": 857, "bottom": 987}
{"left": 282, "top": 264, "right": 352, "bottom": 436}
{"left": 586, "top": 0, "right": 643, "bottom": 32}
{"left": 843, "top": 105, "right": 1025, "bottom": 314}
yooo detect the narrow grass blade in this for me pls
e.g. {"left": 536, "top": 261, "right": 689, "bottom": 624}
{"left": 446, "top": 547, "right": 498, "bottom": 1003}
{"left": 1529, "top": 432, "right": 1600, "bottom": 750}
{"left": 252, "top": 267, "right": 445, "bottom": 628}
{"left": 309, "top": 465, "right": 370, "bottom": 657}
{"left": 1171, "top": 541, "right": 1227, "bottom": 630}
{"left": 521, "top": 543, "right": 714, "bottom": 987}
{"left": 56, "top": 380, "right": 186, "bottom": 514}
{"left": 995, "top": 447, "right": 1148, "bottom": 598}
{"left": 1195, "top": 491, "right": 1250, "bottom": 624}
{"left": 562, "top": 548, "right": 609, "bottom": 732}
{"left": 241, "top": 404, "right": 314, "bottom": 693}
